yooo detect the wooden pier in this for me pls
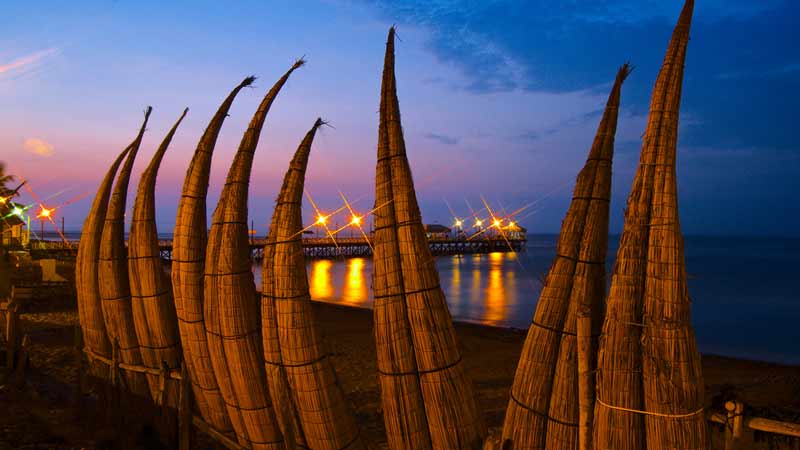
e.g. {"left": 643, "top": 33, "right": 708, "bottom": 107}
{"left": 28, "top": 235, "right": 527, "bottom": 260}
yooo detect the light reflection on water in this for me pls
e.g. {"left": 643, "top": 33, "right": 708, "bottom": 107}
{"left": 253, "top": 250, "right": 537, "bottom": 328}
{"left": 249, "top": 235, "right": 800, "bottom": 363}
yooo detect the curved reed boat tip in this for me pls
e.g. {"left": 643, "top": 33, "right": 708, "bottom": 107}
{"left": 593, "top": 1, "right": 704, "bottom": 448}
{"left": 173, "top": 77, "right": 257, "bottom": 434}
{"left": 76, "top": 144, "right": 133, "bottom": 360}
{"left": 204, "top": 60, "right": 304, "bottom": 449}
{"left": 502, "top": 63, "right": 626, "bottom": 449}
{"left": 97, "top": 106, "right": 153, "bottom": 398}
{"left": 129, "top": 108, "right": 188, "bottom": 403}
{"left": 374, "top": 24, "right": 485, "bottom": 450}
{"left": 262, "top": 117, "right": 364, "bottom": 450}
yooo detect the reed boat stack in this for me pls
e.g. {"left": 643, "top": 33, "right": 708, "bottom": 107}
{"left": 75, "top": 3, "right": 709, "bottom": 447}
{"left": 502, "top": 63, "right": 629, "bottom": 449}
{"left": 371, "top": 27, "right": 486, "bottom": 450}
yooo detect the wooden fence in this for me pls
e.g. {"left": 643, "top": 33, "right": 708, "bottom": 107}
{"left": 1, "top": 296, "right": 28, "bottom": 381}
{"left": 71, "top": 326, "right": 800, "bottom": 450}
{"left": 77, "top": 334, "right": 248, "bottom": 450}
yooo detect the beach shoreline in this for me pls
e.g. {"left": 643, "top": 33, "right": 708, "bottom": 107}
{"left": 2, "top": 291, "right": 799, "bottom": 449}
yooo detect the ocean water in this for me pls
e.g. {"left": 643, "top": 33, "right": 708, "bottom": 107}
{"left": 252, "top": 234, "right": 800, "bottom": 365}
{"left": 46, "top": 231, "right": 800, "bottom": 364}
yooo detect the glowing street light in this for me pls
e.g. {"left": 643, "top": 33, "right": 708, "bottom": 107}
{"left": 316, "top": 214, "right": 327, "bottom": 225}
{"left": 474, "top": 218, "right": 483, "bottom": 228}
{"left": 350, "top": 215, "right": 362, "bottom": 226}
{"left": 493, "top": 218, "right": 502, "bottom": 228}
{"left": 11, "top": 206, "right": 23, "bottom": 217}
{"left": 454, "top": 219, "right": 463, "bottom": 228}
{"left": 38, "top": 207, "right": 52, "bottom": 219}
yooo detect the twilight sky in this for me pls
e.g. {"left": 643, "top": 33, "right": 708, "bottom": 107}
{"left": 1, "top": 0, "right": 798, "bottom": 236}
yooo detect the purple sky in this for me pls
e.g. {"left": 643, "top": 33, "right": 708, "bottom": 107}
{"left": 2, "top": 1, "right": 798, "bottom": 237}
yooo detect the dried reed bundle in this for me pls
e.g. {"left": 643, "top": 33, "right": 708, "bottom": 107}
{"left": 173, "top": 77, "right": 253, "bottom": 435}
{"left": 373, "top": 27, "right": 431, "bottom": 450}
{"left": 129, "top": 108, "right": 188, "bottom": 402}
{"left": 76, "top": 145, "right": 131, "bottom": 363}
{"left": 99, "top": 107, "right": 152, "bottom": 397}
{"left": 502, "top": 64, "right": 629, "bottom": 450}
{"left": 375, "top": 27, "right": 485, "bottom": 450}
{"left": 205, "top": 60, "right": 304, "bottom": 450}
{"left": 594, "top": 2, "right": 706, "bottom": 449}
{"left": 640, "top": 1, "right": 707, "bottom": 448}
{"left": 262, "top": 118, "right": 364, "bottom": 450}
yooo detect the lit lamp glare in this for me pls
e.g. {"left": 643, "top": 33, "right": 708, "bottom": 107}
{"left": 12, "top": 207, "right": 23, "bottom": 217}
{"left": 454, "top": 219, "right": 463, "bottom": 228}
{"left": 493, "top": 218, "right": 502, "bottom": 228}
{"left": 474, "top": 219, "right": 483, "bottom": 228}
{"left": 39, "top": 207, "right": 52, "bottom": 218}
{"left": 316, "top": 215, "right": 327, "bottom": 225}
{"left": 351, "top": 215, "right": 362, "bottom": 226}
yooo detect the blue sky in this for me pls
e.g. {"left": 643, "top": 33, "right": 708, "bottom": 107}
{"left": 1, "top": 0, "right": 798, "bottom": 236}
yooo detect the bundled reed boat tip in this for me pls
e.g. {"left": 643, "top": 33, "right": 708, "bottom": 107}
{"left": 128, "top": 108, "right": 187, "bottom": 402}
{"left": 173, "top": 77, "right": 257, "bottom": 435}
{"left": 501, "top": 61, "right": 626, "bottom": 449}
{"left": 98, "top": 106, "right": 152, "bottom": 398}
{"left": 261, "top": 117, "right": 363, "bottom": 450}
{"left": 373, "top": 26, "right": 485, "bottom": 450}
{"left": 593, "top": 1, "right": 706, "bottom": 449}
{"left": 76, "top": 144, "right": 132, "bottom": 361}
{"left": 204, "top": 60, "right": 304, "bottom": 449}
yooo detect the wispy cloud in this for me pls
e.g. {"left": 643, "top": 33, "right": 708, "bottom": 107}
{"left": 0, "top": 48, "right": 59, "bottom": 76}
{"left": 24, "top": 138, "right": 55, "bottom": 157}
{"left": 424, "top": 132, "right": 460, "bottom": 145}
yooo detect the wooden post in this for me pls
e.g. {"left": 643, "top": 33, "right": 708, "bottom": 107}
{"left": 577, "top": 312, "right": 594, "bottom": 450}
{"left": 157, "top": 361, "right": 168, "bottom": 407}
{"left": 109, "top": 339, "right": 120, "bottom": 424}
{"left": 5, "top": 301, "right": 19, "bottom": 372}
{"left": 74, "top": 326, "right": 84, "bottom": 408}
{"left": 178, "top": 362, "right": 192, "bottom": 450}
{"left": 9, "top": 333, "right": 30, "bottom": 387}
{"left": 725, "top": 400, "right": 744, "bottom": 450}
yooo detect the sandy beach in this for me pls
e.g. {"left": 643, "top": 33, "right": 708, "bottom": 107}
{"left": 2, "top": 288, "right": 799, "bottom": 449}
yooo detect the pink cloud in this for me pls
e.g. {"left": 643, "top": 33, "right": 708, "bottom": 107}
{"left": 24, "top": 138, "right": 55, "bottom": 157}
{"left": 0, "top": 48, "right": 59, "bottom": 76}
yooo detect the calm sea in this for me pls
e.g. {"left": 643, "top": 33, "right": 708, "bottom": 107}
{"left": 48, "top": 232, "right": 800, "bottom": 364}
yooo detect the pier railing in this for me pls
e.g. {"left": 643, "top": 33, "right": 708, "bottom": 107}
{"left": 30, "top": 235, "right": 528, "bottom": 260}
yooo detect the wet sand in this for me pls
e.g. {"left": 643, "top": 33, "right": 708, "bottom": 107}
{"left": 2, "top": 292, "right": 799, "bottom": 449}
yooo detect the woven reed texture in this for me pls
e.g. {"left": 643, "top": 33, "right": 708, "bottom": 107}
{"left": 262, "top": 119, "right": 364, "bottom": 450}
{"left": 502, "top": 65, "right": 628, "bottom": 450}
{"left": 98, "top": 107, "right": 152, "bottom": 398}
{"left": 377, "top": 27, "right": 486, "bottom": 450}
{"left": 205, "top": 60, "right": 304, "bottom": 450}
{"left": 594, "top": 2, "right": 707, "bottom": 450}
{"left": 173, "top": 78, "right": 253, "bottom": 435}
{"left": 129, "top": 108, "right": 187, "bottom": 403}
{"left": 640, "top": 1, "right": 707, "bottom": 448}
{"left": 76, "top": 145, "right": 130, "bottom": 363}
{"left": 372, "top": 27, "right": 431, "bottom": 450}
